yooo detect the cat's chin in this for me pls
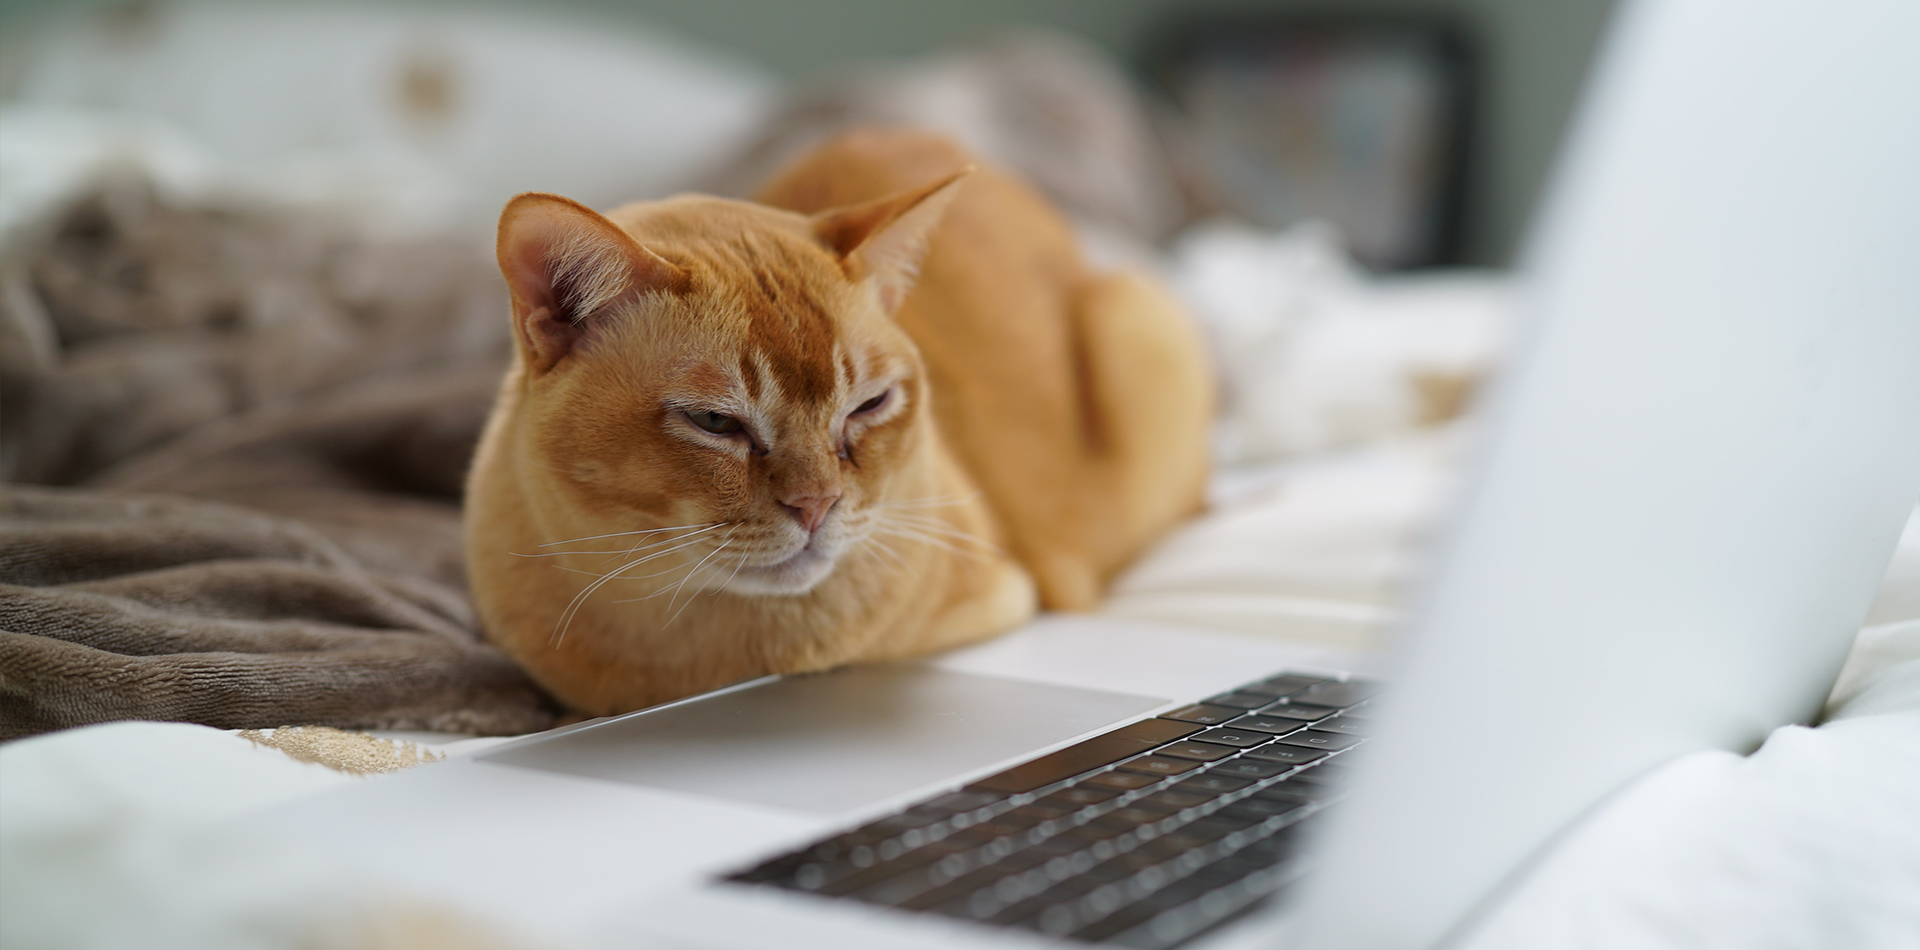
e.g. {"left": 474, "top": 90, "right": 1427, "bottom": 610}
{"left": 721, "top": 546, "right": 838, "bottom": 597}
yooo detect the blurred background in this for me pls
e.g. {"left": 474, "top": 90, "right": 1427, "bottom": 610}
{"left": 0, "top": 0, "right": 1617, "bottom": 268}
{"left": 8, "top": 11, "right": 1920, "bottom": 950}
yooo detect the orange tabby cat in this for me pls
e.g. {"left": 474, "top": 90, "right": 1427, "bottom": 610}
{"left": 465, "top": 130, "right": 1211, "bottom": 715}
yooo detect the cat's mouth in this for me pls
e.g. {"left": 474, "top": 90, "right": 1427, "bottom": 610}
{"left": 723, "top": 540, "right": 838, "bottom": 595}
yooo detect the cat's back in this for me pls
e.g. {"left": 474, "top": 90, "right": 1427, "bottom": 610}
{"left": 753, "top": 130, "right": 1069, "bottom": 254}
{"left": 756, "top": 130, "right": 1100, "bottom": 520}
{"left": 757, "top": 130, "right": 1213, "bottom": 611}
{"left": 754, "top": 130, "right": 1086, "bottom": 354}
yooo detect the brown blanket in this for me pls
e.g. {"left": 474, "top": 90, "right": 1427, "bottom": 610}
{"left": 0, "top": 181, "right": 559, "bottom": 740}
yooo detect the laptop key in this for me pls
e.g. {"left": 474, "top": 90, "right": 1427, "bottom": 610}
{"left": 969, "top": 719, "right": 1203, "bottom": 794}
{"left": 1243, "top": 673, "right": 1329, "bottom": 696}
{"left": 1174, "top": 773, "right": 1255, "bottom": 795}
{"left": 1308, "top": 717, "right": 1369, "bottom": 737}
{"left": 1241, "top": 745, "right": 1327, "bottom": 766}
{"left": 1229, "top": 716, "right": 1308, "bottom": 737}
{"left": 853, "top": 865, "right": 952, "bottom": 906}
{"left": 1174, "top": 816, "right": 1245, "bottom": 842}
{"left": 1083, "top": 769, "right": 1162, "bottom": 791}
{"left": 919, "top": 849, "right": 1058, "bottom": 920}
{"left": 1250, "top": 702, "right": 1335, "bottom": 721}
{"left": 1046, "top": 785, "right": 1123, "bottom": 806}
{"left": 1208, "top": 757, "right": 1290, "bottom": 779}
{"left": 1095, "top": 806, "right": 1173, "bottom": 829}
{"left": 1159, "top": 703, "right": 1245, "bottom": 726}
{"left": 816, "top": 843, "right": 958, "bottom": 896}
{"left": 1288, "top": 679, "right": 1383, "bottom": 708}
{"left": 997, "top": 805, "right": 1064, "bottom": 830}
{"left": 1135, "top": 788, "right": 1214, "bottom": 812}
{"left": 1191, "top": 727, "right": 1275, "bottom": 748}
{"left": 940, "top": 825, "right": 1005, "bottom": 850}
{"left": 1134, "top": 875, "right": 1215, "bottom": 914}
{"left": 1253, "top": 781, "right": 1335, "bottom": 803}
{"left": 1218, "top": 798, "right": 1309, "bottom": 822}
{"left": 1274, "top": 731, "right": 1364, "bottom": 752}
{"left": 1116, "top": 755, "right": 1204, "bottom": 777}
{"left": 1081, "top": 861, "right": 1139, "bottom": 887}
{"left": 1203, "top": 691, "right": 1275, "bottom": 710}
{"left": 1036, "top": 827, "right": 1123, "bottom": 857}
{"left": 897, "top": 863, "right": 1021, "bottom": 911}
{"left": 1156, "top": 741, "right": 1236, "bottom": 762}
{"left": 1288, "top": 765, "right": 1346, "bottom": 787}
{"left": 1021, "top": 797, "right": 1079, "bottom": 818}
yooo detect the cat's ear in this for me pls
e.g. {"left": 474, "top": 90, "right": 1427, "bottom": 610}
{"left": 812, "top": 168, "right": 972, "bottom": 313}
{"left": 496, "top": 192, "right": 690, "bottom": 374}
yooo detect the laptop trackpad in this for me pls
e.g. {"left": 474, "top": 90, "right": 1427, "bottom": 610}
{"left": 481, "top": 663, "right": 1165, "bottom": 815}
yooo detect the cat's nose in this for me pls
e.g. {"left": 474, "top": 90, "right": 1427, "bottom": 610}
{"left": 781, "top": 493, "right": 841, "bottom": 534}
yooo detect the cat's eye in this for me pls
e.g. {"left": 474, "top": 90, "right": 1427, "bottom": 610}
{"left": 851, "top": 390, "right": 890, "bottom": 416}
{"left": 686, "top": 410, "right": 743, "bottom": 435}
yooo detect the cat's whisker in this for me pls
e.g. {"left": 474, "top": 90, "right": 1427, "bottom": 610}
{"left": 707, "top": 547, "right": 754, "bottom": 599}
{"left": 603, "top": 525, "right": 701, "bottom": 565}
{"left": 885, "top": 514, "right": 982, "bottom": 536}
{"left": 876, "top": 492, "right": 980, "bottom": 511}
{"left": 880, "top": 513, "right": 999, "bottom": 551}
{"left": 885, "top": 507, "right": 979, "bottom": 524}
{"left": 875, "top": 530, "right": 979, "bottom": 564}
{"left": 549, "top": 529, "right": 730, "bottom": 645}
{"left": 551, "top": 555, "right": 649, "bottom": 647}
{"left": 550, "top": 557, "right": 710, "bottom": 581}
{"left": 513, "top": 522, "right": 725, "bottom": 564}
{"left": 513, "top": 545, "right": 691, "bottom": 559}
{"left": 883, "top": 508, "right": 978, "bottom": 526}
{"left": 874, "top": 524, "right": 995, "bottom": 564}
{"left": 894, "top": 527, "right": 996, "bottom": 553}
{"left": 611, "top": 581, "right": 681, "bottom": 603}
{"left": 661, "top": 534, "right": 737, "bottom": 628}
{"left": 859, "top": 534, "right": 911, "bottom": 573}
{"left": 613, "top": 532, "right": 737, "bottom": 604}
{"left": 534, "top": 522, "right": 722, "bottom": 549}
{"left": 871, "top": 507, "right": 999, "bottom": 554}
{"left": 617, "top": 557, "right": 699, "bottom": 600}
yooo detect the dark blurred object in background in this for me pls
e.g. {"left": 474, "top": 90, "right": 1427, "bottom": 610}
{"left": 702, "top": 31, "right": 1187, "bottom": 246}
{"left": 1148, "top": 16, "right": 1476, "bottom": 270}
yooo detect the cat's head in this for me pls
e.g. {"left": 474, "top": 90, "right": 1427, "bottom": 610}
{"left": 493, "top": 172, "right": 966, "bottom": 596}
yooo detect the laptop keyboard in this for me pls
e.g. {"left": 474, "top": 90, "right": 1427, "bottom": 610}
{"left": 726, "top": 669, "right": 1380, "bottom": 948}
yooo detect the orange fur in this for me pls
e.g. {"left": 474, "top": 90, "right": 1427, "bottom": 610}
{"left": 756, "top": 131, "right": 1214, "bottom": 610}
{"left": 465, "top": 130, "right": 1211, "bottom": 714}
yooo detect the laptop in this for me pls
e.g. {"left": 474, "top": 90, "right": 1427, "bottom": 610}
{"left": 249, "top": 1, "right": 1920, "bottom": 947}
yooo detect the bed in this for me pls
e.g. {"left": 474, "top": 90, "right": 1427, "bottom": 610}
{"left": 3, "top": 5, "right": 1917, "bottom": 948}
